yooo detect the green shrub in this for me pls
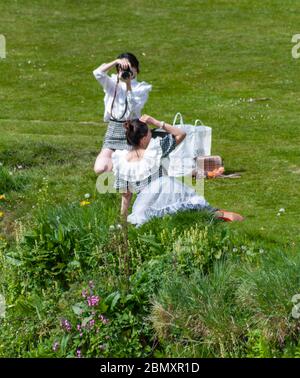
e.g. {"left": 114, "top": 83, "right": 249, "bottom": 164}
{"left": 8, "top": 198, "right": 115, "bottom": 288}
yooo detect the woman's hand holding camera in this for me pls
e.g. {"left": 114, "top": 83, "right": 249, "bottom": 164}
{"left": 115, "top": 58, "right": 133, "bottom": 83}
{"left": 115, "top": 58, "right": 130, "bottom": 71}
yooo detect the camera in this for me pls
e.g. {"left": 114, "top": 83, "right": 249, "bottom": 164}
{"left": 118, "top": 65, "right": 133, "bottom": 80}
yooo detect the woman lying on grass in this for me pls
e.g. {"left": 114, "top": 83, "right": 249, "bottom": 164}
{"left": 112, "top": 114, "right": 244, "bottom": 226}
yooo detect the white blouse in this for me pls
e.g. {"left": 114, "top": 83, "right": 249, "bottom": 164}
{"left": 93, "top": 66, "right": 152, "bottom": 122}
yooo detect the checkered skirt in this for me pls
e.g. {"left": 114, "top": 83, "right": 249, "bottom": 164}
{"left": 102, "top": 120, "right": 131, "bottom": 150}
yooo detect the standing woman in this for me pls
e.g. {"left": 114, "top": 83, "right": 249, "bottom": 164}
{"left": 93, "top": 53, "right": 152, "bottom": 174}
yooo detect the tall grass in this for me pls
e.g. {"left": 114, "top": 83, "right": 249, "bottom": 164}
{"left": 0, "top": 165, "right": 28, "bottom": 193}
{"left": 151, "top": 261, "right": 248, "bottom": 357}
{"left": 236, "top": 249, "right": 300, "bottom": 345}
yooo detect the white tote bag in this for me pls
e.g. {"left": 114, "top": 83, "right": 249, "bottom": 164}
{"left": 162, "top": 113, "right": 212, "bottom": 177}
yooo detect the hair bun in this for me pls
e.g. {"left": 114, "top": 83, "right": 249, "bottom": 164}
{"left": 124, "top": 121, "right": 130, "bottom": 130}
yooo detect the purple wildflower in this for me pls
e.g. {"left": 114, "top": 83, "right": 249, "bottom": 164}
{"left": 87, "top": 295, "right": 100, "bottom": 307}
{"left": 81, "top": 289, "right": 88, "bottom": 298}
{"left": 60, "top": 318, "right": 72, "bottom": 332}
{"left": 76, "top": 349, "right": 82, "bottom": 358}
{"left": 89, "top": 319, "right": 95, "bottom": 328}
{"left": 98, "top": 314, "right": 109, "bottom": 324}
{"left": 88, "top": 280, "right": 95, "bottom": 289}
{"left": 52, "top": 341, "right": 59, "bottom": 352}
{"left": 77, "top": 324, "right": 81, "bottom": 331}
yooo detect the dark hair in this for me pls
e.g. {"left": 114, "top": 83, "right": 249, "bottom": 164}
{"left": 117, "top": 52, "right": 140, "bottom": 73}
{"left": 124, "top": 119, "right": 148, "bottom": 147}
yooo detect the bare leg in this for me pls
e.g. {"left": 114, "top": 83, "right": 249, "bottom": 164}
{"left": 94, "top": 148, "right": 114, "bottom": 174}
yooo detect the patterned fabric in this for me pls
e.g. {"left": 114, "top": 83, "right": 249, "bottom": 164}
{"left": 196, "top": 155, "right": 223, "bottom": 174}
{"left": 114, "top": 134, "right": 176, "bottom": 193}
{"left": 102, "top": 120, "right": 132, "bottom": 150}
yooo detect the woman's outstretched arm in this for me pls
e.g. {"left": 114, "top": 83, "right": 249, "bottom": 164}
{"left": 121, "top": 191, "right": 132, "bottom": 218}
{"left": 140, "top": 114, "right": 186, "bottom": 145}
{"left": 93, "top": 58, "right": 130, "bottom": 93}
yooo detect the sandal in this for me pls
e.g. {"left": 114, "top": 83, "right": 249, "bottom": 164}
{"left": 207, "top": 166, "right": 225, "bottom": 178}
{"left": 215, "top": 210, "right": 244, "bottom": 222}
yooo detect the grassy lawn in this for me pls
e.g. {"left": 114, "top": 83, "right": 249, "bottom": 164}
{"left": 1, "top": 0, "right": 300, "bottom": 358}
{"left": 1, "top": 0, "right": 299, "bottom": 247}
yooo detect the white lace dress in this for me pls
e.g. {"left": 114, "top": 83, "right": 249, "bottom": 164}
{"left": 112, "top": 135, "right": 213, "bottom": 226}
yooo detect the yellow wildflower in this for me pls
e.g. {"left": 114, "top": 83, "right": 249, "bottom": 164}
{"left": 0, "top": 194, "right": 5, "bottom": 200}
{"left": 80, "top": 200, "right": 90, "bottom": 207}
{"left": 0, "top": 211, "right": 4, "bottom": 218}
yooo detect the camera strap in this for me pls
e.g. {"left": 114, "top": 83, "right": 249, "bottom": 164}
{"left": 110, "top": 78, "right": 128, "bottom": 122}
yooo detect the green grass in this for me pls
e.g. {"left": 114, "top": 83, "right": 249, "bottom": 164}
{"left": 1, "top": 0, "right": 299, "bottom": 248}
{"left": 1, "top": 0, "right": 300, "bottom": 357}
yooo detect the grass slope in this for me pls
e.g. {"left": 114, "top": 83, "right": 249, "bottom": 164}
{"left": 0, "top": 0, "right": 299, "bottom": 248}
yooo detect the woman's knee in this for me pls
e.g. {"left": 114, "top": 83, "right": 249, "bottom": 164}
{"left": 94, "top": 149, "right": 113, "bottom": 174}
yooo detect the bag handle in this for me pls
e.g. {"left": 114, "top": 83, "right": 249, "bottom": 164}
{"left": 194, "top": 119, "right": 204, "bottom": 126}
{"left": 173, "top": 112, "right": 184, "bottom": 126}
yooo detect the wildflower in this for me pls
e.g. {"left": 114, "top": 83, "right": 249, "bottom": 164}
{"left": 88, "top": 280, "right": 95, "bottom": 289}
{"left": 60, "top": 318, "right": 72, "bottom": 332}
{"left": 0, "top": 194, "right": 5, "bottom": 200}
{"left": 279, "top": 208, "right": 285, "bottom": 213}
{"left": 80, "top": 200, "right": 90, "bottom": 207}
{"left": 0, "top": 212, "right": 4, "bottom": 218}
{"left": 89, "top": 319, "right": 95, "bottom": 328}
{"left": 241, "top": 245, "right": 247, "bottom": 251}
{"left": 109, "top": 225, "right": 115, "bottom": 231}
{"left": 84, "top": 193, "right": 91, "bottom": 199}
{"left": 99, "top": 314, "right": 109, "bottom": 324}
{"left": 77, "top": 324, "right": 81, "bottom": 331}
{"left": 52, "top": 341, "right": 59, "bottom": 352}
{"left": 81, "top": 289, "right": 88, "bottom": 298}
{"left": 99, "top": 344, "right": 106, "bottom": 351}
{"left": 232, "top": 248, "right": 238, "bottom": 253}
{"left": 116, "top": 224, "right": 122, "bottom": 230}
{"left": 259, "top": 248, "right": 265, "bottom": 254}
{"left": 76, "top": 349, "right": 82, "bottom": 358}
{"left": 79, "top": 332, "right": 83, "bottom": 337}
{"left": 87, "top": 295, "right": 100, "bottom": 307}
